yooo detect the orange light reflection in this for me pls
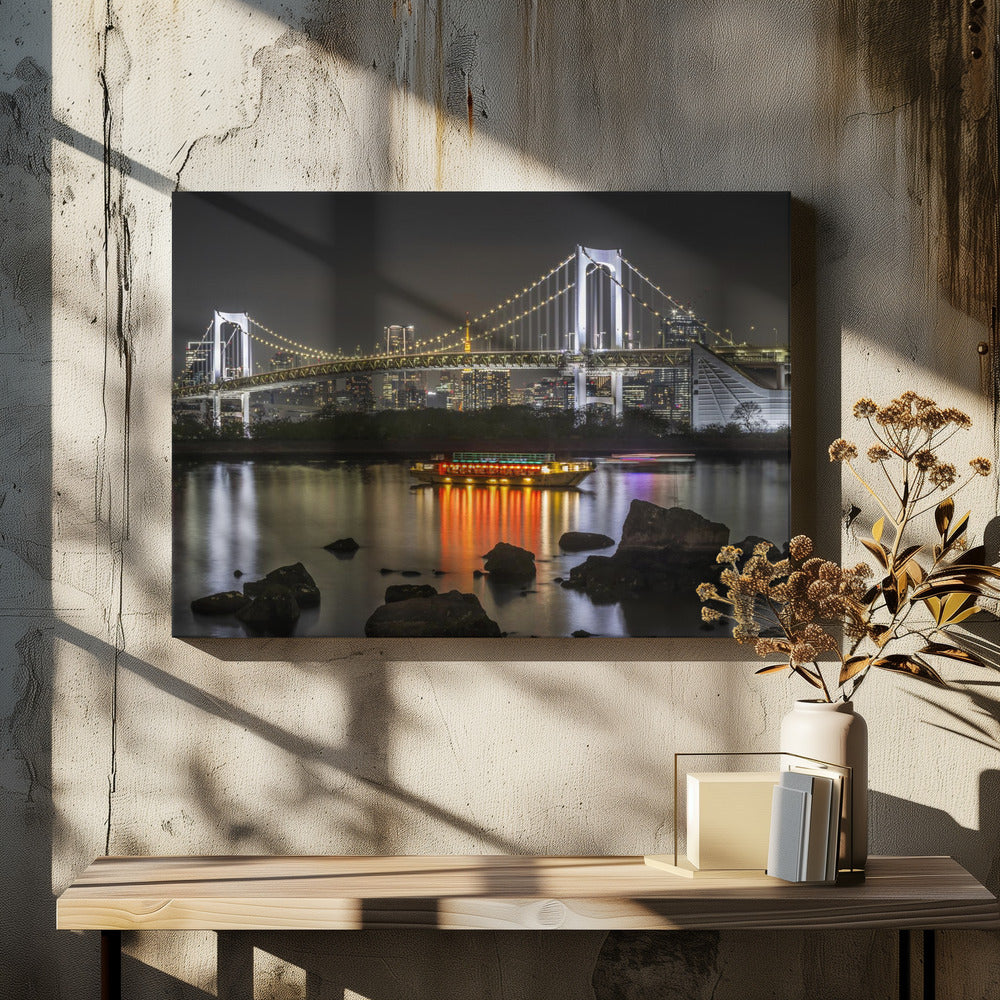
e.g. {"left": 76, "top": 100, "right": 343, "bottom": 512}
{"left": 428, "top": 484, "right": 570, "bottom": 571}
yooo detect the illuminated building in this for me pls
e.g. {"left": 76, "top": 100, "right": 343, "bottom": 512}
{"left": 531, "top": 377, "right": 574, "bottom": 411}
{"left": 433, "top": 376, "right": 457, "bottom": 410}
{"left": 345, "top": 374, "right": 374, "bottom": 412}
{"left": 381, "top": 371, "right": 425, "bottom": 409}
{"left": 459, "top": 369, "right": 510, "bottom": 410}
{"left": 385, "top": 324, "right": 415, "bottom": 355}
{"left": 401, "top": 377, "right": 426, "bottom": 408}
{"left": 662, "top": 312, "right": 705, "bottom": 346}
{"left": 640, "top": 365, "right": 693, "bottom": 423}
{"left": 178, "top": 340, "right": 210, "bottom": 387}
{"left": 266, "top": 350, "right": 307, "bottom": 408}
{"left": 312, "top": 378, "right": 337, "bottom": 410}
{"left": 691, "top": 344, "right": 789, "bottom": 429}
{"left": 622, "top": 378, "right": 652, "bottom": 410}
{"left": 383, "top": 324, "right": 419, "bottom": 408}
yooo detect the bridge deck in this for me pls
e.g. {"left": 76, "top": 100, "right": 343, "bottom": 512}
{"left": 173, "top": 349, "right": 692, "bottom": 398}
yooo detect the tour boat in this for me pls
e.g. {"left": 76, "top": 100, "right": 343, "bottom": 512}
{"left": 409, "top": 452, "right": 595, "bottom": 488}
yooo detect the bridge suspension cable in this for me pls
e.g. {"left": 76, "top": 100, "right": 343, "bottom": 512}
{"left": 230, "top": 251, "right": 582, "bottom": 364}
{"left": 193, "top": 243, "right": 750, "bottom": 383}
{"left": 244, "top": 326, "right": 339, "bottom": 362}
{"left": 617, "top": 253, "right": 738, "bottom": 348}
{"left": 480, "top": 281, "right": 576, "bottom": 339}
{"left": 577, "top": 248, "right": 734, "bottom": 350}
{"left": 410, "top": 251, "right": 577, "bottom": 354}
{"left": 246, "top": 315, "right": 340, "bottom": 359}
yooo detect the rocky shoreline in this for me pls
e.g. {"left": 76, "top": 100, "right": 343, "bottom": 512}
{"left": 187, "top": 497, "right": 768, "bottom": 638}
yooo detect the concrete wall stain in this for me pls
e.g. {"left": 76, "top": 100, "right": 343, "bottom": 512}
{"left": 834, "top": 0, "right": 997, "bottom": 328}
{"left": 593, "top": 931, "right": 721, "bottom": 1000}
{"left": 9, "top": 629, "right": 47, "bottom": 804}
{"left": 98, "top": 1, "right": 136, "bottom": 854}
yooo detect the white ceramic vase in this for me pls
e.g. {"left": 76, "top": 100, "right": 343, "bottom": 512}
{"left": 780, "top": 699, "right": 868, "bottom": 870}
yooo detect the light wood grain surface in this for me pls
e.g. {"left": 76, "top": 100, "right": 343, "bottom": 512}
{"left": 56, "top": 855, "right": 1000, "bottom": 931}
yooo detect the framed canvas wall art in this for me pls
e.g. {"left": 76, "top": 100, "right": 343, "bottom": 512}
{"left": 172, "top": 191, "right": 791, "bottom": 638}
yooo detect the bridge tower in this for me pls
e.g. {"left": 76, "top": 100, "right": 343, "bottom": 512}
{"left": 572, "top": 246, "right": 625, "bottom": 417}
{"left": 574, "top": 246, "right": 623, "bottom": 351}
{"left": 211, "top": 311, "right": 253, "bottom": 431}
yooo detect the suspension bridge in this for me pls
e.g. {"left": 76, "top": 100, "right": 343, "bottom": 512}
{"left": 174, "top": 245, "right": 790, "bottom": 429}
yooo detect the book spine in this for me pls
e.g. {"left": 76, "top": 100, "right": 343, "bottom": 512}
{"left": 766, "top": 785, "right": 808, "bottom": 881}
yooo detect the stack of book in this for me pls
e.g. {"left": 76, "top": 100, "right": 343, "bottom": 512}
{"left": 766, "top": 766, "right": 843, "bottom": 883}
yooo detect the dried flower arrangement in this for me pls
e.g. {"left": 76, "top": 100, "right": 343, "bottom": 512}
{"left": 697, "top": 392, "right": 998, "bottom": 702}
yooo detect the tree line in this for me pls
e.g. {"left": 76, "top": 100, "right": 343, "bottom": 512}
{"left": 173, "top": 405, "right": 788, "bottom": 453}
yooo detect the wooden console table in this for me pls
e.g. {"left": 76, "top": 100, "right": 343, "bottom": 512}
{"left": 57, "top": 855, "right": 999, "bottom": 1000}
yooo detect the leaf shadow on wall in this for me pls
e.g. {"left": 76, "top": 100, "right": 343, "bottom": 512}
{"left": 870, "top": 773, "right": 1000, "bottom": 897}
{"left": 53, "top": 620, "right": 536, "bottom": 856}
{"left": 887, "top": 614, "right": 1000, "bottom": 892}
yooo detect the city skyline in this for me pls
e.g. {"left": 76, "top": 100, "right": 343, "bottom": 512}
{"left": 172, "top": 192, "right": 790, "bottom": 376}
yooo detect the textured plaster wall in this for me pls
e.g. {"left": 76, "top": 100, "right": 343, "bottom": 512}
{"left": 1, "top": 1, "right": 999, "bottom": 997}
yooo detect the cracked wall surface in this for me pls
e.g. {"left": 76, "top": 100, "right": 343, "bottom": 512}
{"left": 2, "top": 0, "right": 999, "bottom": 997}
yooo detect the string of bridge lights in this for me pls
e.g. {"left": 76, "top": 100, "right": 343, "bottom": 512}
{"left": 481, "top": 281, "right": 577, "bottom": 339}
{"left": 212, "top": 248, "right": 741, "bottom": 365}
{"left": 412, "top": 281, "right": 578, "bottom": 351}
{"left": 247, "top": 315, "right": 341, "bottom": 359}
{"left": 580, "top": 248, "right": 695, "bottom": 340}
{"left": 244, "top": 328, "right": 334, "bottom": 364}
{"left": 616, "top": 253, "right": 738, "bottom": 348}
{"left": 410, "top": 252, "right": 577, "bottom": 352}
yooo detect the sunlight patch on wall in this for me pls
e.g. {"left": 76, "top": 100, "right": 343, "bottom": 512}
{"left": 839, "top": 323, "right": 994, "bottom": 520}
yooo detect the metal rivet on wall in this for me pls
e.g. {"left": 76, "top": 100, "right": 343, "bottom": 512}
{"left": 967, "top": 0, "right": 985, "bottom": 55}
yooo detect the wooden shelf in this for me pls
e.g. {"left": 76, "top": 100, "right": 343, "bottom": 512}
{"left": 56, "top": 854, "right": 1000, "bottom": 932}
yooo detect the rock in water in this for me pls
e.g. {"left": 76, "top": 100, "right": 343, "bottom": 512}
{"left": 566, "top": 500, "right": 730, "bottom": 599}
{"left": 558, "top": 531, "right": 615, "bottom": 552}
{"left": 619, "top": 500, "right": 728, "bottom": 552}
{"left": 236, "top": 584, "right": 301, "bottom": 636}
{"left": 191, "top": 591, "right": 249, "bottom": 615}
{"left": 245, "top": 562, "right": 320, "bottom": 607}
{"left": 385, "top": 584, "right": 437, "bottom": 603}
{"left": 364, "top": 590, "right": 502, "bottom": 637}
{"left": 563, "top": 556, "right": 622, "bottom": 602}
{"left": 325, "top": 537, "right": 360, "bottom": 553}
{"left": 482, "top": 542, "right": 536, "bottom": 583}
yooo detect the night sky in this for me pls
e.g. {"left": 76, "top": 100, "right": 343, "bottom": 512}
{"left": 171, "top": 192, "right": 789, "bottom": 374}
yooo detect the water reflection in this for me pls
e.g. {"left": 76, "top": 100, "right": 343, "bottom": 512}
{"left": 172, "top": 457, "right": 788, "bottom": 638}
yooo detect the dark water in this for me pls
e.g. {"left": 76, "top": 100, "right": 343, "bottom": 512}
{"left": 172, "top": 456, "right": 789, "bottom": 638}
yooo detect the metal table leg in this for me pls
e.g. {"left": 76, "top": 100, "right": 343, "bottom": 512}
{"left": 899, "top": 930, "right": 911, "bottom": 1000}
{"left": 101, "top": 930, "right": 121, "bottom": 1000}
{"left": 899, "top": 929, "right": 936, "bottom": 1000}
{"left": 923, "top": 930, "right": 935, "bottom": 1000}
